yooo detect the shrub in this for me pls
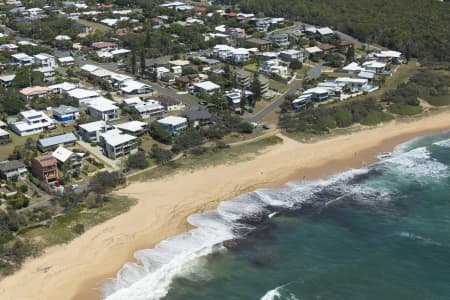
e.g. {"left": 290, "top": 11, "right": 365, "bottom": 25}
{"left": 190, "top": 146, "right": 208, "bottom": 156}
{"left": 126, "top": 152, "right": 149, "bottom": 169}
{"left": 19, "top": 185, "right": 28, "bottom": 193}
{"left": 237, "top": 122, "right": 254, "bottom": 134}
{"left": 72, "top": 224, "right": 85, "bottom": 235}
{"left": 150, "top": 146, "right": 173, "bottom": 165}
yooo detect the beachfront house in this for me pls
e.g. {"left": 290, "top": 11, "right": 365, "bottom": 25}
{"left": 37, "top": 133, "right": 78, "bottom": 152}
{"left": 99, "top": 129, "right": 139, "bottom": 159}
{"left": 31, "top": 154, "right": 58, "bottom": 183}
{"left": 157, "top": 116, "right": 188, "bottom": 135}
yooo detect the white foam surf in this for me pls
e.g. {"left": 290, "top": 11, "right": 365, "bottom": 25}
{"left": 261, "top": 285, "right": 299, "bottom": 300}
{"left": 102, "top": 169, "right": 372, "bottom": 300}
{"left": 384, "top": 147, "right": 448, "bottom": 178}
{"left": 433, "top": 138, "right": 450, "bottom": 149}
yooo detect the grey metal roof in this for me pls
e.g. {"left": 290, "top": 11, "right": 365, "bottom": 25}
{"left": 38, "top": 133, "right": 77, "bottom": 148}
{"left": 182, "top": 107, "right": 212, "bottom": 121}
{"left": 0, "top": 160, "right": 26, "bottom": 172}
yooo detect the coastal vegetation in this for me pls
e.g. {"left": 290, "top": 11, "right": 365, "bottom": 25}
{"left": 280, "top": 68, "right": 450, "bottom": 136}
{"left": 239, "top": 0, "right": 450, "bottom": 62}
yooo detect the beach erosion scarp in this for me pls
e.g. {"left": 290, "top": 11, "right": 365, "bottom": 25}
{"left": 0, "top": 111, "right": 449, "bottom": 300}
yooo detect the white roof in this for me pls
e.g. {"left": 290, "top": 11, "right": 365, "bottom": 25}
{"left": 317, "top": 27, "right": 333, "bottom": 35}
{"left": 81, "top": 64, "right": 99, "bottom": 73}
{"left": 362, "top": 61, "right": 386, "bottom": 68}
{"left": 123, "top": 97, "right": 143, "bottom": 106}
{"left": 134, "top": 101, "right": 164, "bottom": 113}
{"left": 52, "top": 146, "right": 74, "bottom": 163}
{"left": 48, "top": 82, "right": 78, "bottom": 92}
{"left": 68, "top": 88, "right": 100, "bottom": 100}
{"left": 34, "top": 53, "right": 54, "bottom": 60}
{"left": 91, "top": 68, "right": 115, "bottom": 78}
{"left": 157, "top": 116, "right": 187, "bottom": 127}
{"left": 375, "top": 50, "right": 402, "bottom": 59}
{"left": 0, "top": 128, "right": 9, "bottom": 137}
{"left": 120, "top": 80, "right": 151, "bottom": 93}
{"left": 342, "top": 62, "right": 363, "bottom": 72}
{"left": 0, "top": 74, "right": 15, "bottom": 82}
{"left": 58, "top": 56, "right": 75, "bottom": 63}
{"left": 17, "top": 41, "right": 37, "bottom": 46}
{"left": 335, "top": 77, "right": 368, "bottom": 84}
{"left": 194, "top": 81, "right": 220, "bottom": 91}
{"left": 101, "top": 129, "right": 136, "bottom": 147}
{"left": 157, "top": 66, "right": 170, "bottom": 73}
{"left": 12, "top": 53, "right": 32, "bottom": 60}
{"left": 114, "top": 121, "right": 147, "bottom": 133}
{"left": 305, "top": 46, "right": 323, "bottom": 54}
{"left": 78, "top": 120, "right": 106, "bottom": 132}
{"left": 358, "top": 71, "right": 375, "bottom": 79}
{"left": 88, "top": 98, "right": 118, "bottom": 112}
{"left": 55, "top": 35, "right": 71, "bottom": 41}
{"left": 110, "top": 73, "right": 132, "bottom": 82}
{"left": 110, "top": 48, "right": 131, "bottom": 56}
{"left": 303, "top": 87, "right": 330, "bottom": 95}
{"left": 101, "top": 18, "right": 119, "bottom": 26}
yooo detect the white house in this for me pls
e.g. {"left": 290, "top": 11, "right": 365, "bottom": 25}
{"left": 279, "top": 49, "right": 305, "bottom": 62}
{"left": 11, "top": 110, "right": 56, "bottom": 136}
{"left": 134, "top": 100, "right": 164, "bottom": 119}
{"left": 260, "top": 59, "right": 289, "bottom": 78}
{"left": 67, "top": 88, "right": 100, "bottom": 104}
{"left": 114, "top": 121, "right": 147, "bottom": 135}
{"left": 48, "top": 82, "right": 78, "bottom": 94}
{"left": 317, "top": 27, "right": 334, "bottom": 37}
{"left": 362, "top": 61, "right": 387, "bottom": 74}
{"left": 156, "top": 66, "right": 171, "bottom": 79}
{"left": 11, "top": 53, "right": 34, "bottom": 65}
{"left": 33, "top": 53, "right": 57, "bottom": 68}
{"left": 121, "top": 80, "right": 153, "bottom": 94}
{"left": 86, "top": 97, "right": 120, "bottom": 121}
{"left": 58, "top": 56, "right": 75, "bottom": 65}
{"left": 335, "top": 77, "right": 369, "bottom": 93}
{"left": 157, "top": 116, "right": 188, "bottom": 135}
{"left": 78, "top": 120, "right": 110, "bottom": 142}
{"left": 193, "top": 81, "right": 220, "bottom": 95}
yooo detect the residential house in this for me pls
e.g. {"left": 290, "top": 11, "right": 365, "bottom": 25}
{"left": 34, "top": 53, "right": 57, "bottom": 67}
{"left": 19, "top": 86, "right": 49, "bottom": 101}
{"left": 304, "top": 46, "right": 323, "bottom": 59}
{"left": 269, "top": 34, "right": 289, "bottom": 47}
{"left": 227, "top": 27, "right": 245, "bottom": 39}
{"left": 0, "top": 160, "right": 27, "bottom": 181}
{"left": 157, "top": 116, "right": 188, "bottom": 135}
{"left": 58, "top": 56, "right": 75, "bottom": 65}
{"left": 92, "top": 41, "right": 117, "bottom": 50}
{"left": 317, "top": 27, "right": 334, "bottom": 38}
{"left": 374, "top": 50, "right": 405, "bottom": 64}
{"left": 11, "top": 110, "right": 56, "bottom": 136}
{"left": 114, "top": 121, "right": 148, "bottom": 136}
{"left": 0, "top": 128, "right": 10, "bottom": 144}
{"left": 156, "top": 96, "right": 186, "bottom": 111}
{"left": 193, "top": 81, "right": 220, "bottom": 95}
{"left": 182, "top": 107, "right": 212, "bottom": 127}
{"left": 99, "top": 129, "right": 138, "bottom": 159}
{"left": 244, "top": 38, "right": 272, "bottom": 50}
{"left": 33, "top": 66, "right": 55, "bottom": 81}
{"left": 48, "top": 82, "right": 78, "bottom": 94}
{"left": 31, "top": 154, "right": 58, "bottom": 183}
{"left": 67, "top": 88, "right": 100, "bottom": 104}
{"left": 362, "top": 61, "right": 387, "bottom": 74}
{"left": 87, "top": 98, "right": 120, "bottom": 121}
{"left": 342, "top": 62, "right": 364, "bottom": 74}
{"left": 77, "top": 120, "right": 111, "bottom": 142}
{"left": 37, "top": 132, "right": 78, "bottom": 152}
{"left": 335, "top": 77, "right": 369, "bottom": 93}
{"left": 225, "top": 89, "right": 253, "bottom": 112}
{"left": 260, "top": 59, "right": 289, "bottom": 78}
{"left": 11, "top": 53, "right": 34, "bottom": 65}
{"left": 134, "top": 100, "right": 164, "bottom": 119}
{"left": 121, "top": 80, "right": 153, "bottom": 94}
{"left": 52, "top": 105, "right": 79, "bottom": 123}
{"left": 279, "top": 49, "right": 305, "bottom": 62}
{"left": 52, "top": 146, "right": 83, "bottom": 169}
{"left": 156, "top": 66, "right": 171, "bottom": 80}
{"left": 0, "top": 44, "right": 19, "bottom": 52}
{"left": 318, "top": 43, "right": 336, "bottom": 54}
{"left": 0, "top": 74, "right": 16, "bottom": 87}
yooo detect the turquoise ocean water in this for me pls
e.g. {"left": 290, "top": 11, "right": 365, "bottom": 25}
{"left": 103, "top": 131, "right": 450, "bottom": 300}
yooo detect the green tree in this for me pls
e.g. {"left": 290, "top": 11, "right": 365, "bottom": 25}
{"left": 251, "top": 75, "right": 262, "bottom": 100}
{"left": 126, "top": 152, "right": 149, "bottom": 169}
{"left": 130, "top": 51, "right": 137, "bottom": 74}
{"left": 140, "top": 49, "right": 146, "bottom": 76}
{"left": 149, "top": 122, "right": 173, "bottom": 144}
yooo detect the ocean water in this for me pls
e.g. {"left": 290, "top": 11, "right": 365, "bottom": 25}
{"left": 103, "top": 131, "right": 450, "bottom": 300}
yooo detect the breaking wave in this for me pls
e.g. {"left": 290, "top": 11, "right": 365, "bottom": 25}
{"left": 102, "top": 139, "right": 445, "bottom": 300}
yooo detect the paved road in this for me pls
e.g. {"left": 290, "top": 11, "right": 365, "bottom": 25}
{"left": 244, "top": 79, "right": 303, "bottom": 123}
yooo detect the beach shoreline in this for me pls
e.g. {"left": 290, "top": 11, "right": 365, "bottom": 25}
{"left": 0, "top": 111, "right": 449, "bottom": 300}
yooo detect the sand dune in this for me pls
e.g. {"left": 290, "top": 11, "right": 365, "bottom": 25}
{"left": 0, "top": 111, "right": 449, "bottom": 300}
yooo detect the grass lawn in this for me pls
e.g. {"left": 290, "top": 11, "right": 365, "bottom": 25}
{"left": 21, "top": 195, "right": 136, "bottom": 248}
{"left": 0, "top": 124, "right": 76, "bottom": 160}
{"left": 129, "top": 135, "right": 283, "bottom": 182}
{"left": 244, "top": 63, "right": 258, "bottom": 72}
{"left": 269, "top": 79, "right": 287, "bottom": 93}
{"left": 77, "top": 19, "right": 111, "bottom": 33}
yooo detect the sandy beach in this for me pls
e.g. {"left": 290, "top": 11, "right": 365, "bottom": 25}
{"left": 0, "top": 111, "right": 449, "bottom": 300}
